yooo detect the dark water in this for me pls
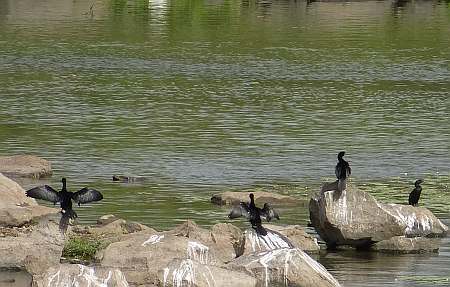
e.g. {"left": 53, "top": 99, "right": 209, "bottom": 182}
{"left": 0, "top": 0, "right": 449, "bottom": 286}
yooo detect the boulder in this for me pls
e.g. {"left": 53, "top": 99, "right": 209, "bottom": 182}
{"left": 309, "top": 184, "right": 448, "bottom": 249}
{"left": 159, "top": 259, "right": 257, "bottom": 287}
{"left": 228, "top": 248, "right": 341, "bottom": 287}
{"left": 372, "top": 236, "right": 441, "bottom": 253}
{"left": 165, "top": 220, "right": 245, "bottom": 263}
{"left": 264, "top": 225, "right": 320, "bottom": 253}
{"left": 0, "top": 155, "right": 52, "bottom": 179}
{"left": 0, "top": 219, "right": 64, "bottom": 275}
{"left": 32, "top": 264, "right": 129, "bottom": 287}
{"left": 242, "top": 228, "right": 293, "bottom": 256}
{"left": 99, "top": 231, "right": 220, "bottom": 285}
{"left": 211, "top": 191, "right": 298, "bottom": 206}
{"left": 0, "top": 173, "right": 59, "bottom": 227}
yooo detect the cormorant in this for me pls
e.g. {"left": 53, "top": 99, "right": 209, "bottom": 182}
{"left": 228, "top": 193, "right": 279, "bottom": 236}
{"left": 25, "top": 178, "right": 103, "bottom": 233}
{"left": 335, "top": 151, "right": 351, "bottom": 192}
{"left": 408, "top": 179, "right": 423, "bottom": 206}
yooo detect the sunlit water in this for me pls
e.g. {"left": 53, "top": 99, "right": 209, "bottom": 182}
{"left": 0, "top": 0, "right": 449, "bottom": 285}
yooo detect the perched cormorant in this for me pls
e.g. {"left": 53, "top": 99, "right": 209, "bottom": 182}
{"left": 25, "top": 178, "right": 103, "bottom": 233}
{"left": 335, "top": 151, "right": 351, "bottom": 192}
{"left": 228, "top": 193, "right": 279, "bottom": 236}
{"left": 408, "top": 179, "right": 424, "bottom": 206}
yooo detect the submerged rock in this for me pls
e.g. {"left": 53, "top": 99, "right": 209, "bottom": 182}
{"left": 228, "top": 248, "right": 341, "bottom": 287}
{"left": 159, "top": 259, "right": 257, "bottom": 287}
{"left": 211, "top": 191, "right": 298, "bottom": 206}
{"left": 309, "top": 183, "right": 448, "bottom": 250}
{"left": 0, "top": 173, "right": 59, "bottom": 227}
{"left": 0, "top": 155, "right": 52, "bottom": 179}
{"left": 32, "top": 264, "right": 129, "bottom": 287}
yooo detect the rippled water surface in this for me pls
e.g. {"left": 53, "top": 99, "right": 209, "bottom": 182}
{"left": 0, "top": 0, "right": 449, "bottom": 286}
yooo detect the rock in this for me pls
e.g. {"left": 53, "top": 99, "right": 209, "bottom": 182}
{"left": 0, "top": 155, "right": 52, "bottom": 179}
{"left": 158, "top": 259, "right": 257, "bottom": 287}
{"left": 0, "top": 173, "right": 59, "bottom": 227}
{"left": 309, "top": 183, "right": 448, "bottom": 249}
{"left": 165, "top": 220, "right": 245, "bottom": 263}
{"left": 242, "top": 228, "right": 293, "bottom": 256}
{"left": 97, "top": 214, "right": 119, "bottom": 226}
{"left": 32, "top": 264, "right": 129, "bottom": 287}
{"left": 100, "top": 231, "right": 219, "bottom": 285}
{"left": 228, "top": 248, "right": 341, "bottom": 287}
{"left": 211, "top": 191, "right": 298, "bottom": 206}
{"left": 372, "top": 236, "right": 441, "bottom": 253}
{"left": 264, "top": 224, "right": 320, "bottom": 253}
{"left": 0, "top": 219, "right": 64, "bottom": 276}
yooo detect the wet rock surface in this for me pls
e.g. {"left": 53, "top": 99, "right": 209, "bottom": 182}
{"left": 211, "top": 191, "right": 299, "bottom": 206}
{"left": 0, "top": 155, "right": 52, "bottom": 179}
{"left": 309, "top": 183, "right": 448, "bottom": 251}
{"left": 372, "top": 236, "right": 441, "bottom": 253}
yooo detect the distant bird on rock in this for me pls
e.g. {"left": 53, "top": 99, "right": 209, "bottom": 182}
{"left": 409, "top": 179, "right": 424, "bottom": 206}
{"left": 228, "top": 193, "right": 279, "bottom": 236}
{"left": 335, "top": 151, "right": 351, "bottom": 192}
{"left": 25, "top": 178, "right": 103, "bottom": 233}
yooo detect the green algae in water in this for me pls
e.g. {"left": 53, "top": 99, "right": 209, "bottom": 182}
{"left": 397, "top": 275, "right": 450, "bottom": 286}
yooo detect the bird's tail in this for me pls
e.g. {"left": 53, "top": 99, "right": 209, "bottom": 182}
{"left": 59, "top": 209, "right": 77, "bottom": 234}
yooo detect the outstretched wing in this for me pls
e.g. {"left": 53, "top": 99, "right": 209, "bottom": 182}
{"left": 25, "top": 185, "right": 61, "bottom": 203}
{"left": 72, "top": 187, "right": 103, "bottom": 205}
{"left": 228, "top": 202, "right": 250, "bottom": 219}
{"left": 260, "top": 203, "right": 280, "bottom": 222}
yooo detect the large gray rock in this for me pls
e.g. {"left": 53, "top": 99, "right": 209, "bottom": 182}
{"left": 165, "top": 220, "right": 245, "bottom": 263}
{"left": 99, "top": 230, "right": 220, "bottom": 285}
{"left": 0, "top": 219, "right": 64, "bottom": 276}
{"left": 309, "top": 183, "right": 448, "bottom": 250}
{"left": 211, "top": 191, "right": 298, "bottom": 206}
{"left": 0, "top": 155, "right": 52, "bottom": 179}
{"left": 159, "top": 259, "right": 257, "bottom": 287}
{"left": 32, "top": 264, "right": 129, "bottom": 287}
{"left": 228, "top": 248, "right": 341, "bottom": 287}
{"left": 0, "top": 173, "right": 59, "bottom": 227}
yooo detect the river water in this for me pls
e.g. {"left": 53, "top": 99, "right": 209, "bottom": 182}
{"left": 0, "top": 0, "right": 449, "bottom": 286}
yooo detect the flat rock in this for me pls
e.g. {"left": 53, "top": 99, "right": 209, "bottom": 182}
{"left": 32, "top": 264, "right": 129, "bottom": 287}
{"left": 309, "top": 183, "right": 448, "bottom": 249}
{"left": 372, "top": 236, "right": 441, "bottom": 253}
{"left": 159, "top": 259, "right": 257, "bottom": 287}
{"left": 0, "top": 173, "right": 59, "bottom": 227}
{"left": 228, "top": 248, "right": 341, "bottom": 287}
{"left": 0, "top": 155, "right": 52, "bottom": 179}
{"left": 211, "top": 191, "right": 298, "bottom": 206}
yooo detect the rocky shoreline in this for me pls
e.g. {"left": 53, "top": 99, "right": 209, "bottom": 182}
{"left": 0, "top": 156, "right": 448, "bottom": 286}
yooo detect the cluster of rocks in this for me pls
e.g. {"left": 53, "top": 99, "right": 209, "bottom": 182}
{"left": 309, "top": 181, "right": 448, "bottom": 253}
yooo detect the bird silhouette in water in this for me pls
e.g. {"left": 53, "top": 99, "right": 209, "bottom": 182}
{"left": 228, "top": 193, "right": 279, "bottom": 236}
{"left": 25, "top": 178, "right": 103, "bottom": 233}
{"left": 335, "top": 151, "right": 351, "bottom": 192}
{"left": 408, "top": 179, "right": 424, "bottom": 206}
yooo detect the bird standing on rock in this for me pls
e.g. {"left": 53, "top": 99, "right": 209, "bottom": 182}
{"left": 335, "top": 151, "right": 351, "bottom": 192}
{"left": 409, "top": 179, "right": 424, "bottom": 206}
{"left": 228, "top": 193, "right": 280, "bottom": 236}
{"left": 25, "top": 178, "right": 103, "bottom": 233}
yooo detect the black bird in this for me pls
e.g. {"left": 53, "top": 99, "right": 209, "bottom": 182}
{"left": 228, "top": 193, "right": 279, "bottom": 236}
{"left": 335, "top": 151, "right": 351, "bottom": 191}
{"left": 25, "top": 178, "right": 103, "bottom": 233}
{"left": 408, "top": 179, "right": 424, "bottom": 206}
